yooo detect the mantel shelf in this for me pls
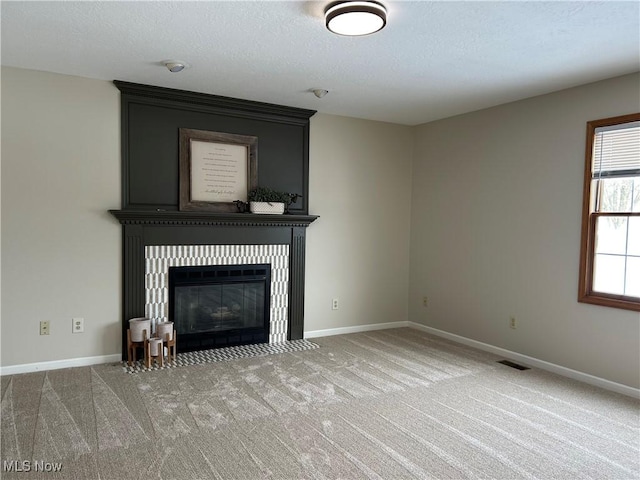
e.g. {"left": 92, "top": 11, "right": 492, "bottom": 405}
{"left": 109, "top": 209, "right": 319, "bottom": 227}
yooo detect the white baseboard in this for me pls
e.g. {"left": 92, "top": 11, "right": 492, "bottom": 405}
{"left": 0, "top": 354, "right": 121, "bottom": 376}
{"left": 3, "top": 322, "right": 411, "bottom": 375}
{"left": 409, "top": 322, "right": 640, "bottom": 399}
{"left": 3, "top": 322, "right": 637, "bottom": 399}
{"left": 305, "top": 321, "right": 410, "bottom": 339}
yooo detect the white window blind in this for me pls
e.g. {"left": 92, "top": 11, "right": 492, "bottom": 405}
{"left": 592, "top": 121, "right": 640, "bottom": 178}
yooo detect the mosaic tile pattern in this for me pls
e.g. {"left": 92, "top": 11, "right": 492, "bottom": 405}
{"left": 122, "top": 339, "right": 319, "bottom": 373}
{"left": 145, "top": 244, "right": 290, "bottom": 344}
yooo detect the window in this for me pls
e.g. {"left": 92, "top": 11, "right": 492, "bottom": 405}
{"left": 579, "top": 113, "right": 640, "bottom": 311}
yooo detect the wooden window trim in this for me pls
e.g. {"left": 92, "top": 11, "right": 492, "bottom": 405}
{"left": 578, "top": 113, "right": 640, "bottom": 312}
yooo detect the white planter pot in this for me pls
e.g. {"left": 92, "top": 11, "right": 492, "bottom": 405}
{"left": 149, "top": 338, "right": 163, "bottom": 356}
{"left": 249, "top": 201, "right": 285, "bottom": 214}
{"left": 156, "top": 321, "right": 174, "bottom": 341}
{"left": 129, "top": 317, "right": 151, "bottom": 342}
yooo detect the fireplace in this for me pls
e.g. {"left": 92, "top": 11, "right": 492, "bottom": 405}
{"left": 110, "top": 210, "right": 318, "bottom": 358}
{"left": 169, "top": 264, "right": 271, "bottom": 351}
{"left": 110, "top": 82, "right": 318, "bottom": 359}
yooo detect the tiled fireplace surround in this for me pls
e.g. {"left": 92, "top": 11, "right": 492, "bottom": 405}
{"left": 109, "top": 210, "right": 318, "bottom": 358}
{"left": 145, "top": 244, "right": 290, "bottom": 344}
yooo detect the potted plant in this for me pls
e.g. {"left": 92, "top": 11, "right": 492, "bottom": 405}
{"left": 247, "top": 187, "right": 301, "bottom": 214}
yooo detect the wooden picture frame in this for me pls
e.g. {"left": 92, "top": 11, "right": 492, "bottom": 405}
{"left": 179, "top": 128, "right": 258, "bottom": 212}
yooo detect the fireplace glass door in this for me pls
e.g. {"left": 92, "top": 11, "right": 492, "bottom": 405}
{"left": 175, "top": 282, "right": 265, "bottom": 333}
{"left": 169, "top": 264, "right": 271, "bottom": 351}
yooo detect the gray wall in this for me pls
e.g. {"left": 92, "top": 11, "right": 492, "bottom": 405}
{"left": 2, "top": 66, "right": 638, "bottom": 390}
{"left": 1, "top": 67, "right": 121, "bottom": 365}
{"left": 409, "top": 73, "right": 640, "bottom": 388}
{"left": 306, "top": 113, "right": 413, "bottom": 332}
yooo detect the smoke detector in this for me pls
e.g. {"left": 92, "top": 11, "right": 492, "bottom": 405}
{"left": 164, "top": 61, "right": 188, "bottom": 73}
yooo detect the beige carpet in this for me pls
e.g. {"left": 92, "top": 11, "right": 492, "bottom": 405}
{"left": 1, "top": 328, "right": 638, "bottom": 479}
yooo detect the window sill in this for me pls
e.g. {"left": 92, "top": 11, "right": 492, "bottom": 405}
{"left": 578, "top": 292, "right": 640, "bottom": 312}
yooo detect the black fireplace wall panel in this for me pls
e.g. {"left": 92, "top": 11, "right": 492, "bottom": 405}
{"left": 115, "top": 81, "right": 316, "bottom": 214}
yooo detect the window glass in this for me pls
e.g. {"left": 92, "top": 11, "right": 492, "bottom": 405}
{"left": 625, "top": 257, "right": 640, "bottom": 298}
{"left": 593, "top": 254, "right": 625, "bottom": 295}
{"left": 594, "top": 216, "right": 627, "bottom": 255}
{"left": 628, "top": 217, "right": 640, "bottom": 256}
{"left": 597, "top": 178, "right": 635, "bottom": 212}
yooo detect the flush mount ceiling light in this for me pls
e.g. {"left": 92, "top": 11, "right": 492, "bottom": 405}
{"left": 325, "top": 1, "right": 387, "bottom": 36}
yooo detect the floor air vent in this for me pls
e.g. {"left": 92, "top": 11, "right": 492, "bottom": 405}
{"left": 497, "top": 360, "right": 530, "bottom": 370}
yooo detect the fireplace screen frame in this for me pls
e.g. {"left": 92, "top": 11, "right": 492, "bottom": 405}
{"left": 168, "top": 263, "right": 272, "bottom": 352}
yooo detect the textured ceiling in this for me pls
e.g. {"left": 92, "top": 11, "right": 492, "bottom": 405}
{"left": 1, "top": 1, "right": 639, "bottom": 125}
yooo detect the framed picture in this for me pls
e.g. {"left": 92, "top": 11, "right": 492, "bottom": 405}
{"left": 179, "top": 128, "right": 258, "bottom": 212}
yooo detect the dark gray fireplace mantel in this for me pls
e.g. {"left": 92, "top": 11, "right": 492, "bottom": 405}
{"left": 110, "top": 210, "right": 318, "bottom": 358}
{"left": 109, "top": 210, "right": 319, "bottom": 227}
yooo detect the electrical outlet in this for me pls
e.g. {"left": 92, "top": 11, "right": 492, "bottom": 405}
{"left": 72, "top": 317, "right": 84, "bottom": 333}
{"left": 509, "top": 316, "right": 517, "bottom": 329}
{"left": 422, "top": 296, "right": 428, "bottom": 307}
{"left": 40, "top": 321, "right": 50, "bottom": 335}
{"left": 332, "top": 298, "right": 339, "bottom": 310}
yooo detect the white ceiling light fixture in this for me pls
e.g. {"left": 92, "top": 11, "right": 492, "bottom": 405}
{"left": 312, "top": 89, "right": 329, "bottom": 98}
{"left": 325, "top": 1, "right": 387, "bottom": 36}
